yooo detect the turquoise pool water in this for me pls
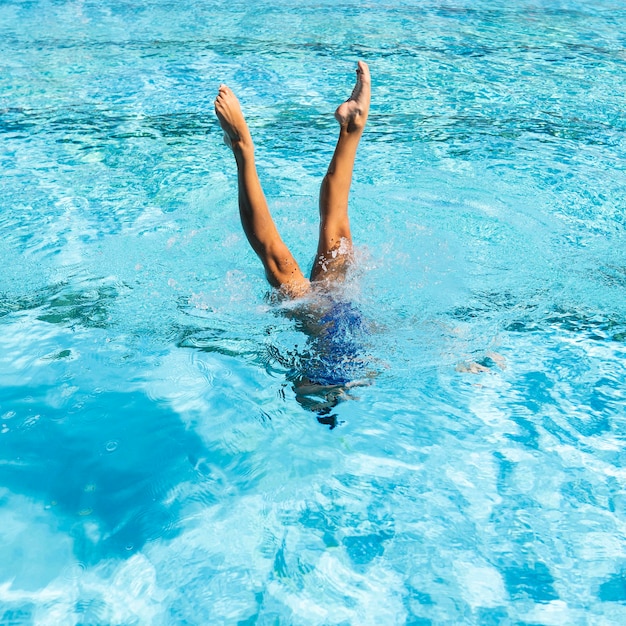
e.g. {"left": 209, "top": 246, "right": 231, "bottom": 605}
{"left": 1, "top": 0, "right": 626, "bottom": 623}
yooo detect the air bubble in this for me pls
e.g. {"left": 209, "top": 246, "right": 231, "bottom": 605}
{"left": 62, "top": 562, "right": 86, "bottom": 581}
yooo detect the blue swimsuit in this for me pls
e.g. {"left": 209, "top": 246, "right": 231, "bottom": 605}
{"left": 303, "top": 299, "right": 367, "bottom": 386}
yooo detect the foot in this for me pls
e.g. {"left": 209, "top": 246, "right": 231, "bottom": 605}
{"left": 334, "top": 61, "right": 371, "bottom": 133}
{"left": 214, "top": 85, "right": 253, "bottom": 151}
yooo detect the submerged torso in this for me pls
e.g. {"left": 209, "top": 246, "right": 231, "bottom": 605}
{"left": 283, "top": 292, "right": 369, "bottom": 388}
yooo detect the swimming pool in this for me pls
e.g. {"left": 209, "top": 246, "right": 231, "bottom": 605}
{"left": 1, "top": 0, "right": 625, "bottom": 623}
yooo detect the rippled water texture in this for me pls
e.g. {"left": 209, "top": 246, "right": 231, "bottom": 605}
{"left": 1, "top": 0, "right": 626, "bottom": 623}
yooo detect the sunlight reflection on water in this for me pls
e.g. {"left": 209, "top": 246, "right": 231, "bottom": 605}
{"left": 1, "top": 0, "right": 626, "bottom": 623}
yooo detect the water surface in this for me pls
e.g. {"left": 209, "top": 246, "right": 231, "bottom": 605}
{"left": 1, "top": 0, "right": 626, "bottom": 623}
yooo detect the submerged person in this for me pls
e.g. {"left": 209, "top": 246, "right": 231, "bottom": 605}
{"left": 214, "top": 62, "right": 371, "bottom": 423}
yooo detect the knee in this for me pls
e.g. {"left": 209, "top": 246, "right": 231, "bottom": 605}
{"left": 265, "top": 243, "right": 300, "bottom": 281}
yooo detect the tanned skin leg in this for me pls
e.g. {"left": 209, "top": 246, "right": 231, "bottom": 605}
{"left": 214, "top": 85, "right": 310, "bottom": 298}
{"left": 311, "top": 61, "right": 371, "bottom": 283}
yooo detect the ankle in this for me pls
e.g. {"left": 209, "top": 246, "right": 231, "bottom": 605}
{"left": 340, "top": 120, "right": 365, "bottom": 136}
{"left": 231, "top": 136, "right": 254, "bottom": 156}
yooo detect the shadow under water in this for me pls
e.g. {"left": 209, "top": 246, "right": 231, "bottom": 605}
{"left": 0, "top": 386, "right": 207, "bottom": 565}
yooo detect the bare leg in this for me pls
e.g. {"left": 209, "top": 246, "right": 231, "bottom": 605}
{"left": 214, "top": 85, "right": 310, "bottom": 298}
{"left": 311, "top": 61, "right": 371, "bottom": 283}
